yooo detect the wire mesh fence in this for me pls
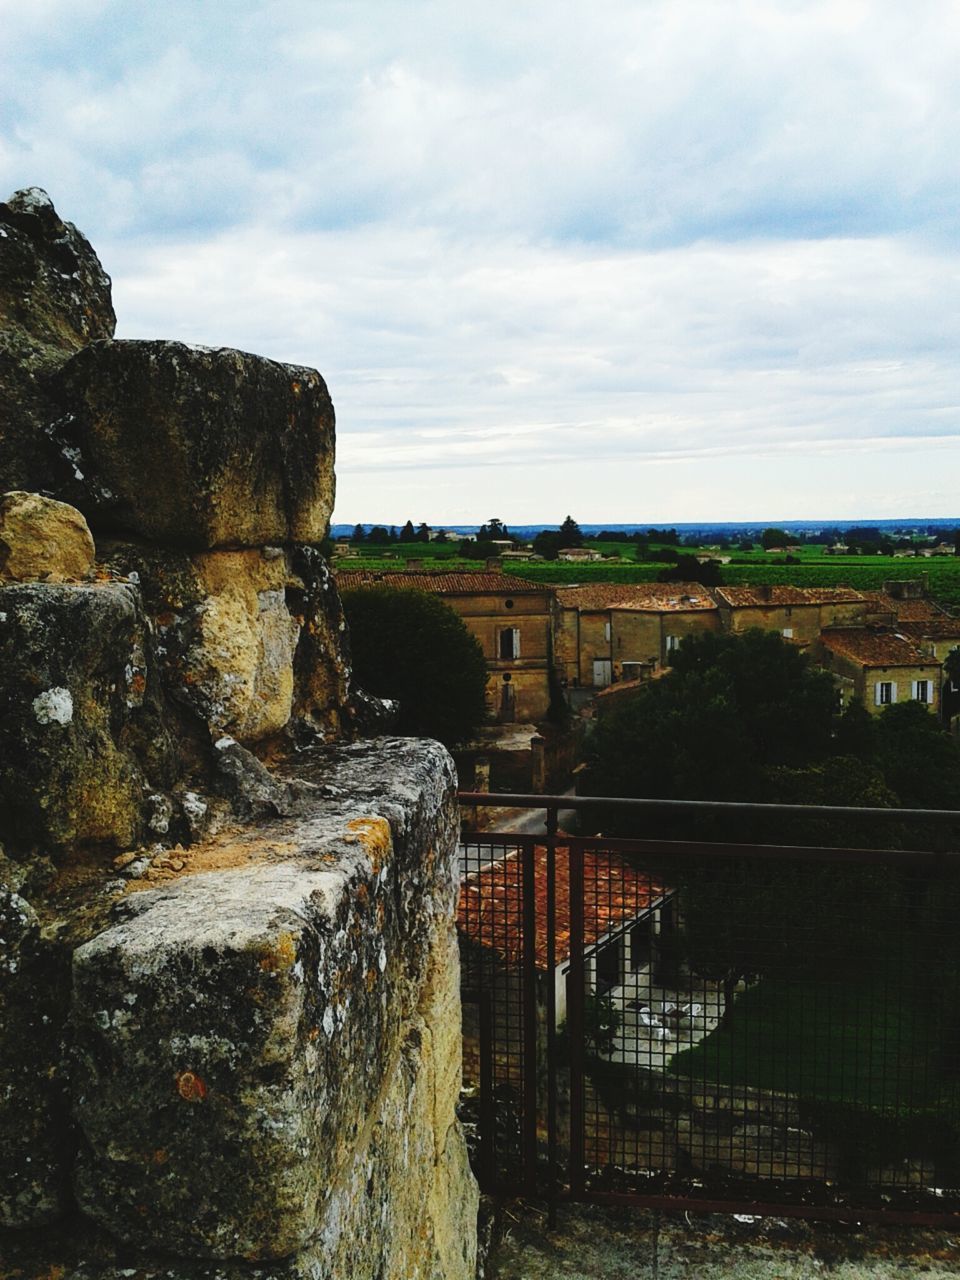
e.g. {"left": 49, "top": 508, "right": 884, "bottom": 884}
{"left": 457, "top": 807, "right": 960, "bottom": 1223}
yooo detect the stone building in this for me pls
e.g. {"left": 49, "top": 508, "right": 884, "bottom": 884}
{"left": 714, "top": 585, "right": 868, "bottom": 647}
{"left": 336, "top": 568, "right": 556, "bottom": 723}
{"left": 815, "top": 628, "right": 943, "bottom": 715}
{"left": 553, "top": 582, "right": 720, "bottom": 688}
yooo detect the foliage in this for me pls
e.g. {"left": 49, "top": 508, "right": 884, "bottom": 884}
{"left": 557, "top": 514, "right": 583, "bottom": 548}
{"left": 531, "top": 530, "right": 560, "bottom": 560}
{"left": 761, "top": 526, "right": 790, "bottom": 549}
{"left": 341, "top": 586, "right": 488, "bottom": 746}
{"left": 558, "top": 992, "right": 622, "bottom": 1059}
{"left": 656, "top": 555, "right": 722, "bottom": 587}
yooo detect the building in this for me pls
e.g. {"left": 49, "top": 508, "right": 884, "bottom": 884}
{"left": 336, "top": 569, "right": 555, "bottom": 723}
{"left": 554, "top": 582, "right": 720, "bottom": 688}
{"left": 815, "top": 628, "right": 942, "bottom": 715}
{"left": 457, "top": 843, "right": 672, "bottom": 1022}
{"left": 715, "top": 585, "right": 867, "bottom": 647}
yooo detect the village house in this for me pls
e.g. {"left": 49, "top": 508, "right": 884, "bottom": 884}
{"left": 335, "top": 569, "right": 555, "bottom": 723}
{"left": 557, "top": 546, "right": 604, "bottom": 563}
{"left": 553, "top": 582, "right": 720, "bottom": 689}
{"left": 458, "top": 843, "right": 673, "bottom": 1023}
{"left": 814, "top": 628, "right": 942, "bottom": 715}
{"left": 714, "top": 585, "right": 868, "bottom": 647}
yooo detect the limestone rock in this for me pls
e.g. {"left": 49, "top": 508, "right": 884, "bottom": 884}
{"left": 70, "top": 739, "right": 468, "bottom": 1263}
{"left": 96, "top": 541, "right": 351, "bottom": 748}
{"left": 0, "top": 490, "right": 95, "bottom": 582}
{"left": 55, "top": 340, "right": 335, "bottom": 548}
{"left": 0, "top": 188, "right": 115, "bottom": 495}
{"left": 0, "top": 581, "right": 176, "bottom": 853}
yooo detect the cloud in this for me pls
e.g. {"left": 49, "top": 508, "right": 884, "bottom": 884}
{"left": 1, "top": 1, "right": 959, "bottom": 519}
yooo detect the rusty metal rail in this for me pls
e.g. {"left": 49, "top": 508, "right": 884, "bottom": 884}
{"left": 456, "top": 794, "right": 960, "bottom": 1227}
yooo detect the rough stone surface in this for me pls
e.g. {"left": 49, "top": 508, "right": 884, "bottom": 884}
{"left": 69, "top": 740, "right": 475, "bottom": 1272}
{"left": 0, "top": 889, "right": 71, "bottom": 1227}
{"left": 95, "top": 541, "right": 352, "bottom": 748}
{"left": 0, "top": 581, "right": 176, "bottom": 853}
{"left": 55, "top": 339, "right": 335, "bottom": 548}
{"left": 0, "top": 490, "right": 95, "bottom": 582}
{"left": 0, "top": 188, "right": 115, "bottom": 496}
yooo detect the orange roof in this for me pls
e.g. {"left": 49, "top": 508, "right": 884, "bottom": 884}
{"left": 861, "top": 592, "right": 948, "bottom": 622}
{"left": 891, "top": 619, "right": 960, "bottom": 642}
{"left": 335, "top": 569, "right": 550, "bottom": 596}
{"left": 716, "top": 585, "right": 864, "bottom": 608}
{"left": 556, "top": 582, "right": 717, "bottom": 612}
{"left": 457, "top": 844, "right": 668, "bottom": 970}
{"left": 819, "top": 627, "right": 939, "bottom": 668}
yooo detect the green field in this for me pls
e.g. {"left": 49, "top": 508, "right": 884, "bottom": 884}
{"left": 336, "top": 539, "right": 960, "bottom": 609}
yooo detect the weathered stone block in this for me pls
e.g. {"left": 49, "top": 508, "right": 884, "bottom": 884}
{"left": 71, "top": 739, "right": 465, "bottom": 1262}
{"left": 0, "top": 188, "right": 115, "bottom": 496}
{"left": 96, "top": 541, "right": 351, "bottom": 747}
{"left": 0, "top": 490, "right": 95, "bottom": 582}
{"left": 56, "top": 340, "right": 335, "bottom": 548}
{"left": 0, "top": 581, "right": 175, "bottom": 853}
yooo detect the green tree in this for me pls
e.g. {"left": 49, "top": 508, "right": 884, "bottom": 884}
{"left": 367, "top": 526, "right": 390, "bottom": 545}
{"left": 351, "top": 523, "right": 366, "bottom": 543}
{"left": 341, "top": 587, "right": 488, "bottom": 746}
{"left": 760, "top": 527, "right": 790, "bottom": 549}
{"left": 532, "top": 530, "right": 560, "bottom": 560}
{"left": 557, "top": 515, "right": 583, "bottom": 549}
{"left": 398, "top": 519, "right": 416, "bottom": 544}
{"left": 478, "top": 517, "right": 510, "bottom": 541}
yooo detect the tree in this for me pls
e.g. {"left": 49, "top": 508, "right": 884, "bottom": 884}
{"left": 340, "top": 586, "right": 488, "bottom": 746}
{"left": 657, "top": 556, "right": 722, "bottom": 587}
{"left": 477, "top": 517, "right": 510, "bottom": 541}
{"left": 415, "top": 522, "right": 431, "bottom": 543}
{"left": 398, "top": 519, "right": 416, "bottom": 544}
{"left": 367, "top": 526, "right": 390, "bottom": 545}
{"left": 761, "top": 527, "right": 790, "bottom": 549}
{"left": 351, "top": 523, "right": 366, "bottom": 544}
{"left": 532, "top": 530, "right": 560, "bottom": 560}
{"left": 557, "top": 515, "right": 583, "bottom": 549}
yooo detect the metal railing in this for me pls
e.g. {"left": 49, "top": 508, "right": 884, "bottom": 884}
{"left": 457, "top": 793, "right": 960, "bottom": 1226}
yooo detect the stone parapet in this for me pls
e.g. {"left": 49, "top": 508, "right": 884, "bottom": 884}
{"left": 2, "top": 739, "right": 477, "bottom": 1278}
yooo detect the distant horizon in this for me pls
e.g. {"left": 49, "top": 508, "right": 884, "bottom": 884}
{"left": 333, "top": 516, "right": 960, "bottom": 536}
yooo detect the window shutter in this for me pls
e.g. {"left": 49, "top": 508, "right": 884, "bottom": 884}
{"left": 911, "top": 681, "right": 918, "bottom": 700}
{"left": 890, "top": 681, "right": 898, "bottom": 703}
{"left": 875, "top": 683, "right": 883, "bottom": 706}
{"left": 513, "top": 628, "right": 520, "bottom": 659}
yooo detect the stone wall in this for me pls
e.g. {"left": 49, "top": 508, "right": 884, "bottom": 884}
{"left": 0, "top": 189, "right": 477, "bottom": 1279}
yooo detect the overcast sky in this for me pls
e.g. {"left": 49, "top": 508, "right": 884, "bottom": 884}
{"left": 2, "top": 1, "right": 958, "bottom": 525}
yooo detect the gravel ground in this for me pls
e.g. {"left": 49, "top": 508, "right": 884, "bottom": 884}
{"left": 487, "top": 1201, "right": 960, "bottom": 1279}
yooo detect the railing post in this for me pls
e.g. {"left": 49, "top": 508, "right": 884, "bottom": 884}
{"left": 545, "top": 834, "right": 558, "bottom": 1228}
{"left": 567, "top": 842, "right": 586, "bottom": 1197}
{"left": 521, "top": 840, "right": 539, "bottom": 1197}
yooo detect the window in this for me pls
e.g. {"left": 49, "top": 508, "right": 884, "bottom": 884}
{"left": 782, "top": 627, "right": 794, "bottom": 639}
{"left": 913, "top": 679, "right": 930, "bottom": 704}
{"left": 604, "top": 620, "right": 611, "bottom": 642}
{"left": 665, "top": 634, "right": 679, "bottom": 652}
{"left": 876, "top": 681, "right": 897, "bottom": 706}
{"left": 499, "top": 627, "right": 520, "bottom": 660}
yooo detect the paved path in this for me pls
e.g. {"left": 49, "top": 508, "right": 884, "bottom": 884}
{"left": 488, "top": 1201, "right": 960, "bottom": 1279}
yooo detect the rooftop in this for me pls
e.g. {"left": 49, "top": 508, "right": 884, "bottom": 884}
{"left": 458, "top": 843, "right": 668, "bottom": 970}
{"left": 861, "top": 591, "right": 949, "bottom": 621}
{"left": 715, "top": 585, "right": 864, "bottom": 607}
{"left": 556, "top": 582, "right": 717, "bottom": 612}
{"left": 819, "top": 627, "right": 939, "bottom": 668}
{"left": 335, "top": 569, "right": 550, "bottom": 596}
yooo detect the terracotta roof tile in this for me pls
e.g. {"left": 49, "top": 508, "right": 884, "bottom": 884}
{"left": 716, "top": 586, "right": 864, "bottom": 607}
{"left": 335, "top": 569, "right": 550, "bottom": 595}
{"left": 890, "top": 619, "right": 960, "bottom": 642}
{"left": 861, "top": 592, "right": 948, "bottom": 621}
{"left": 457, "top": 844, "right": 668, "bottom": 971}
{"left": 819, "top": 627, "right": 940, "bottom": 668}
{"left": 556, "top": 582, "right": 717, "bottom": 612}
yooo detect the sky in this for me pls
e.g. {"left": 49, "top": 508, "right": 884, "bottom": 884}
{"left": 2, "top": 0, "right": 959, "bottom": 526}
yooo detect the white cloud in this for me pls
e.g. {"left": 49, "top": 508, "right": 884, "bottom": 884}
{"left": 1, "top": 0, "right": 959, "bottom": 520}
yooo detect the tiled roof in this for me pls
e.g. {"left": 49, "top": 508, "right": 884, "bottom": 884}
{"left": 715, "top": 586, "right": 864, "bottom": 607}
{"left": 457, "top": 844, "right": 668, "bottom": 971}
{"left": 555, "top": 582, "right": 717, "bottom": 612}
{"left": 819, "top": 628, "right": 939, "bottom": 668}
{"left": 890, "top": 619, "right": 960, "bottom": 641}
{"left": 861, "top": 592, "right": 948, "bottom": 621}
{"left": 335, "top": 569, "right": 550, "bottom": 596}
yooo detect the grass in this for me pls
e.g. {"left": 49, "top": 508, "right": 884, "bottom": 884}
{"left": 669, "top": 976, "right": 954, "bottom": 1112}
